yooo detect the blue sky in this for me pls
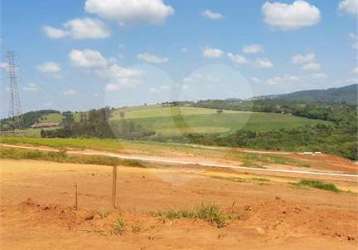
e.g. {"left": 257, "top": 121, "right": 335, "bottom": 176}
{"left": 1, "top": 0, "right": 357, "bottom": 116}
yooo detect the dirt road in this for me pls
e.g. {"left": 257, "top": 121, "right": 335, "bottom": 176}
{"left": 1, "top": 143, "right": 357, "bottom": 182}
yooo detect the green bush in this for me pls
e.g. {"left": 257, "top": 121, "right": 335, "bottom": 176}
{"left": 296, "top": 179, "right": 340, "bottom": 192}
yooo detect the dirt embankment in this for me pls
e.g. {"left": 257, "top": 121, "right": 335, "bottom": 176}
{"left": 1, "top": 160, "right": 357, "bottom": 250}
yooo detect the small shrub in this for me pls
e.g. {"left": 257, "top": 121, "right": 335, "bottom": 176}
{"left": 296, "top": 179, "right": 340, "bottom": 192}
{"left": 154, "top": 203, "right": 231, "bottom": 228}
{"left": 113, "top": 218, "right": 125, "bottom": 235}
{"left": 195, "top": 204, "right": 227, "bottom": 228}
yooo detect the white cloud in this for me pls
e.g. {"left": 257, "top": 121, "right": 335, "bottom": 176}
{"left": 37, "top": 62, "right": 61, "bottom": 74}
{"left": 203, "top": 47, "right": 224, "bottom": 58}
{"left": 353, "top": 67, "right": 358, "bottom": 74}
{"left": 255, "top": 58, "right": 273, "bottom": 68}
{"left": 266, "top": 75, "right": 299, "bottom": 85}
{"left": 43, "top": 26, "right": 67, "bottom": 39}
{"left": 292, "top": 53, "right": 316, "bottom": 64}
{"left": 99, "top": 65, "right": 142, "bottom": 91}
{"left": 23, "top": 83, "right": 39, "bottom": 92}
{"left": 69, "top": 49, "right": 108, "bottom": 68}
{"left": 64, "top": 89, "right": 77, "bottom": 96}
{"left": 64, "top": 18, "right": 110, "bottom": 39}
{"left": 137, "top": 52, "right": 168, "bottom": 64}
{"left": 339, "top": 0, "right": 358, "bottom": 15}
{"left": 292, "top": 53, "right": 321, "bottom": 72}
{"left": 69, "top": 49, "right": 143, "bottom": 91}
{"left": 302, "top": 62, "right": 321, "bottom": 72}
{"left": 227, "top": 53, "right": 248, "bottom": 64}
{"left": 201, "top": 9, "right": 224, "bottom": 20}
{"left": 84, "top": 0, "right": 174, "bottom": 25}
{"left": 262, "top": 0, "right": 321, "bottom": 30}
{"left": 242, "top": 44, "right": 264, "bottom": 54}
{"left": 43, "top": 18, "right": 110, "bottom": 40}
{"left": 100, "top": 64, "right": 142, "bottom": 83}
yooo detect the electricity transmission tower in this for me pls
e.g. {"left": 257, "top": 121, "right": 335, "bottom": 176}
{"left": 6, "top": 51, "right": 22, "bottom": 129}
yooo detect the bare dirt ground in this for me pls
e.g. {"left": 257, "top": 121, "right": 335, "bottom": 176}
{"left": 1, "top": 159, "right": 358, "bottom": 250}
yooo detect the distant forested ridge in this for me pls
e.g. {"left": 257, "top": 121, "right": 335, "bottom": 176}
{"left": 254, "top": 84, "right": 357, "bottom": 105}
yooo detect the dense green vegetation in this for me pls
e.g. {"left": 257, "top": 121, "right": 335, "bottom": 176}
{"left": 41, "top": 108, "right": 155, "bottom": 139}
{"left": 0, "top": 110, "right": 60, "bottom": 130}
{"left": 191, "top": 100, "right": 357, "bottom": 160}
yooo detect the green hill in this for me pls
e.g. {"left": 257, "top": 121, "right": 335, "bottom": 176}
{"left": 110, "top": 105, "right": 330, "bottom": 136}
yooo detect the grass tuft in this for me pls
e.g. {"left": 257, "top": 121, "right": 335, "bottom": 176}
{"left": 113, "top": 218, "right": 126, "bottom": 235}
{"left": 295, "top": 179, "right": 340, "bottom": 192}
{"left": 154, "top": 203, "right": 234, "bottom": 228}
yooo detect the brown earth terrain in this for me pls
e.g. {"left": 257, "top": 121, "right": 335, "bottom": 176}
{"left": 1, "top": 159, "right": 357, "bottom": 250}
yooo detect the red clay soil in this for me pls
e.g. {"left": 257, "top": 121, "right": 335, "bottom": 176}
{"left": 1, "top": 160, "right": 357, "bottom": 250}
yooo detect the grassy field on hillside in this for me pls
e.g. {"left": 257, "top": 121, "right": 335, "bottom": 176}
{"left": 111, "top": 106, "right": 331, "bottom": 136}
{"left": 38, "top": 113, "right": 63, "bottom": 123}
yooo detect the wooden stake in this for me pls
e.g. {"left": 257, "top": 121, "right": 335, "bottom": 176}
{"left": 112, "top": 166, "right": 117, "bottom": 209}
{"left": 75, "top": 183, "right": 78, "bottom": 210}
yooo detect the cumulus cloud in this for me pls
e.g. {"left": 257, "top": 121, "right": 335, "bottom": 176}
{"left": 227, "top": 53, "right": 248, "bottom": 64}
{"left": 43, "top": 18, "right": 110, "bottom": 40}
{"left": 242, "top": 44, "right": 264, "bottom": 54}
{"left": 339, "top": 0, "right": 358, "bottom": 15}
{"left": 262, "top": 0, "right": 321, "bottom": 30}
{"left": 255, "top": 58, "right": 273, "bottom": 68}
{"left": 201, "top": 9, "right": 224, "bottom": 20}
{"left": 43, "top": 26, "right": 67, "bottom": 39}
{"left": 69, "top": 49, "right": 108, "bottom": 68}
{"left": 137, "top": 52, "right": 168, "bottom": 64}
{"left": 292, "top": 53, "right": 316, "bottom": 64}
{"left": 302, "top": 62, "right": 321, "bottom": 72}
{"left": 37, "top": 62, "right": 61, "bottom": 74}
{"left": 203, "top": 47, "right": 224, "bottom": 58}
{"left": 266, "top": 75, "right": 299, "bottom": 85}
{"left": 69, "top": 49, "right": 142, "bottom": 91}
{"left": 84, "top": 0, "right": 174, "bottom": 25}
{"left": 292, "top": 53, "right": 321, "bottom": 71}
